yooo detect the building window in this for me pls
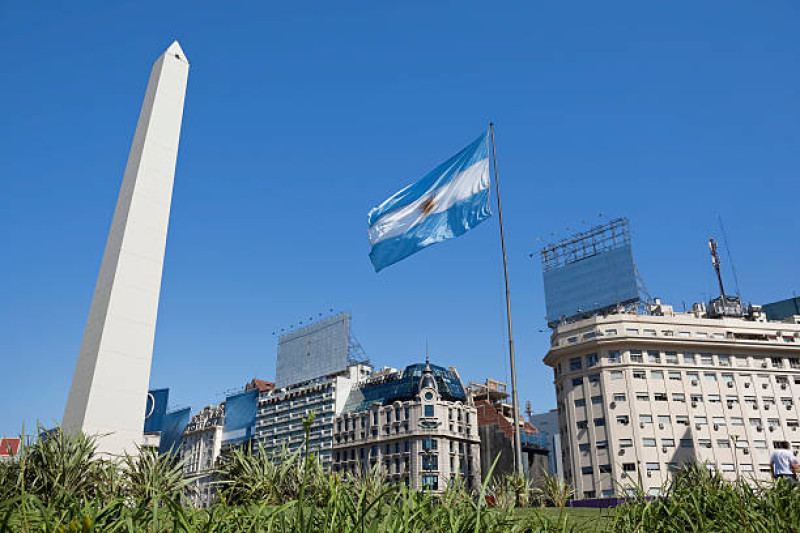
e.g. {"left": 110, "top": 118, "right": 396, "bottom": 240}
{"left": 607, "top": 350, "right": 621, "bottom": 364}
{"left": 657, "top": 415, "right": 671, "bottom": 426}
{"left": 636, "top": 392, "right": 649, "bottom": 401}
{"left": 570, "top": 357, "right": 582, "bottom": 371}
{"left": 639, "top": 414, "right": 653, "bottom": 424}
{"left": 422, "top": 475, "right": 438, "bottom": 491}
{"left": 616, "top": 415, "right": 630, "bottom": 425}
{"left": 633, "top": 371, "right": 646, "bottom": 380}
{"left": 680, "top": 439, "right": 693, "bottom": 448}
{"left": 424, "top": 405, "right": 434, "bottom": 417}
{"left": 620, "top": 439, "right": 633, "bottom": 448}
{"left": 574, "top": 399, "right": 586, "bottom": 407}
{"left": 581, "top": 466, "right": 593, "bottom": 475}
{"left": 672, "top": 393, "right": 686, "bottom": 403}
{"left": 572, "top": 377, "right": 583, "bottom": 387}
{"left": 665, "top": 352, "right": 679, "bottom": 364}
{"left": 704, "top": 373, "right": 717, "bottom": 382}
{"left": 594, "top": 418, "right": 606, "bottom": 427}
{"left": 587, "top": 353, "right": 598, "bottom": 367}
{"left": 577, "top": 421, "right": 588, "bottom": 429}
{"left": 646, "top": 462, "right": 660, "bottom": 471}
{"left": 588, "top": 374, "right": 600, "bottom": 384}
{"left": 648, "top": 351, "right": 661, "bottom": 364}
{"left": 652, "top": 371, "right": 664, "bottom": 380}
{"left": 623, "top": 463, "right": 636, "bottom": 472}
{"left": 654, "top": 393, "right": 668, "bottom": 402}
{"left": 700, "top": 354, "right": 714, "bottom": 365}
{"left": 662, "top": 439, "right": 675, "bottom": 448}
{"left": 613, "top": 393, "right": 626, "bottom": 402}
{"left": 422, "top": 438, "right": 437, "bottom": 451}
{"left": 599, "top": 464, "right": 612, "bottom": 473}
{"left": 610, "top": 371, "right": 624, "bottom": 380}
{"left": 591, "top": 396, "right": 603, "bottom": 405}
{"left": 422, "top": 455, "right": 438, "bottom": 470}
{"left": 630, "top": 350, "right": 643, "bottom": 363}
{"left": 643, "top": 438, "right": 656, "bottom": 447}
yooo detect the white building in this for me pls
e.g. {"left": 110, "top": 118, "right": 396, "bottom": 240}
{"left": 544, "top": 300, "right": 800, "bottom": 499}
{"left": 255, "top": 364, "right": 372, "bottom": 469}
{"left": 331, "top": 361, "right": 481, "bottom": 491}
{"left": 181, "top": 404, "right": 225, "bottom": 508}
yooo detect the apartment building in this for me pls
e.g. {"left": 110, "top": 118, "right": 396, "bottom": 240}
{"left": 254, "top": 363, "right": 372, "bottom": 469}
{"left": 544, "top": 300, "right": 800, "bottom": 499}
{"left": 330, "top": 361, "right": 481, "bottom": 491}
{"left": 181, "top": 404, "right": 225, "bottom": 508}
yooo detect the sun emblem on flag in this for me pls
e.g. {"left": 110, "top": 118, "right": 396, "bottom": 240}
{"left": 419, "top": 195, "right": 436, "bottom": 216}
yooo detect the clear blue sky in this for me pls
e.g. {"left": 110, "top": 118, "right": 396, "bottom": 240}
{"left": 2, "top": 1, "right": 799, "bottom": 437}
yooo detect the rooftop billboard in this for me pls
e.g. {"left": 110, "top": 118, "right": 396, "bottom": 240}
{"left": 541, "top": 218, "right": 639, "bottom": 326}
{"left": 275, "top": 313, "right": 350, "bottom": 388}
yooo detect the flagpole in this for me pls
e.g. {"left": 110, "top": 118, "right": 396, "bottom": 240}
{"left": 489, "top": 122, "right": 524, "bottom": 476}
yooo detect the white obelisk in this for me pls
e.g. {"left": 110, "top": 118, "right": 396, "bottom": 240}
{"left": 63, "top": 41, "right": 189, "bottom": 457}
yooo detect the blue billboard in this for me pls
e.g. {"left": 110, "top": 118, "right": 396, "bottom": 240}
{"left": 542, "top": 221, "right": 639, "bottom": 326}
{"left": 159, "top": 407, "right": 191, "bottom": 455}
{"left": 144, "top": 388, "right": 169, "bottom": 434}
{"left": 222, "top": 388, "right": 258, "bottom": 444}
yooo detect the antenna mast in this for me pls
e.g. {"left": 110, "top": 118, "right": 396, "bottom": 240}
{"left": 709, "top": 238, "right": 726, "bottom": 301}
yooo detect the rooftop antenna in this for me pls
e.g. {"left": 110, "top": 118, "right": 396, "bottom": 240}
{"left": 709, "top": 238, "right": 727, "bottom": 301}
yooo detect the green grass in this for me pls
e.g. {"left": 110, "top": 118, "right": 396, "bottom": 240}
{"left": 4, "top": 425, "right": 800, "bottom": 532}
{"left": 519, "top": 507, "right": 612, "bottom": 532}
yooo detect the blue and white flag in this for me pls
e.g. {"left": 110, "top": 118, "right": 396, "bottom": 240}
{"left": 368, "top": 132, "right": 491, "bottom": 272}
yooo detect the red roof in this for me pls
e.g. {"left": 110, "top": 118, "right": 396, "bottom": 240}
{"left": 0, "top": 438, "right": 21, "bottom": 457}
{"left": 246, "top": 378, "right": 275, "bottom": 393}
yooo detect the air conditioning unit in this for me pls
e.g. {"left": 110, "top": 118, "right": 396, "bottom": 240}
{"left": 647, "top": 471, "right": 652, "bottom": 478}
{"left": 692, "top": 401, "right": 698, "bottom": 408}
{"left": 727, "top": 402, "right": 734, "bottom": 409}
{"left": 714, "top": 424, "right": 719, "bottom": 431}
{"left": 763, "top": 383, "right": 769, "bottom": 389}
{"left": 782, "top": 383, "right": 788, "bottom": 389}
{"left": 691, "top": 380, "right": 699, "bottom": 386}
{"left": 662, "top": 447, "right": 667, "bottom": 453}
{"left": 788, "top": 405, "right": 793, "bottom": 410}
{"left": 610, "top": 402, "right": 617, "bottom": 409}
{"left": 769, "top": 426, "right": 775, "bottom": 432}
{"left": 762, "top": 362, "right": 768, "bottom": 368}
{"left": 765, "top": 405, "right": 771, "bottom": 410}
{"left": 757, "top": 426, "right": 764, "bottom": 432}
{"left": 727, "top": 382, "right": 734, "bottom": 388}
{"left": 706, "top": 443, "right": 712, "bottom": 448}
{"left": 659, "top": 423, "right": 665, "bottom": 429}
{"left": 745, "top": 383, "right": 751, "bottom": 388}
{"left": 695, "top": 423, "right": 702, "bottom": 430}
{"left": 743, "top": 448, "right": 750, "bottom": 455}
{"left": 640, "top": 422, "right": 646, "bottom": 428}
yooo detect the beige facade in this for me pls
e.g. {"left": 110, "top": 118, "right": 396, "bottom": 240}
{"left": 181, "top": 404, "right": 225, "bottom": 508}
{"left": 544, "top": 302, "right": 800, "bottom": 499}
{"left": 330, "top": 363, "right": 481, "bottom": 491}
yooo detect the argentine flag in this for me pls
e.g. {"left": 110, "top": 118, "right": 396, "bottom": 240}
{"left": 368, "top": 132, "right": 491, "bottom": 272}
